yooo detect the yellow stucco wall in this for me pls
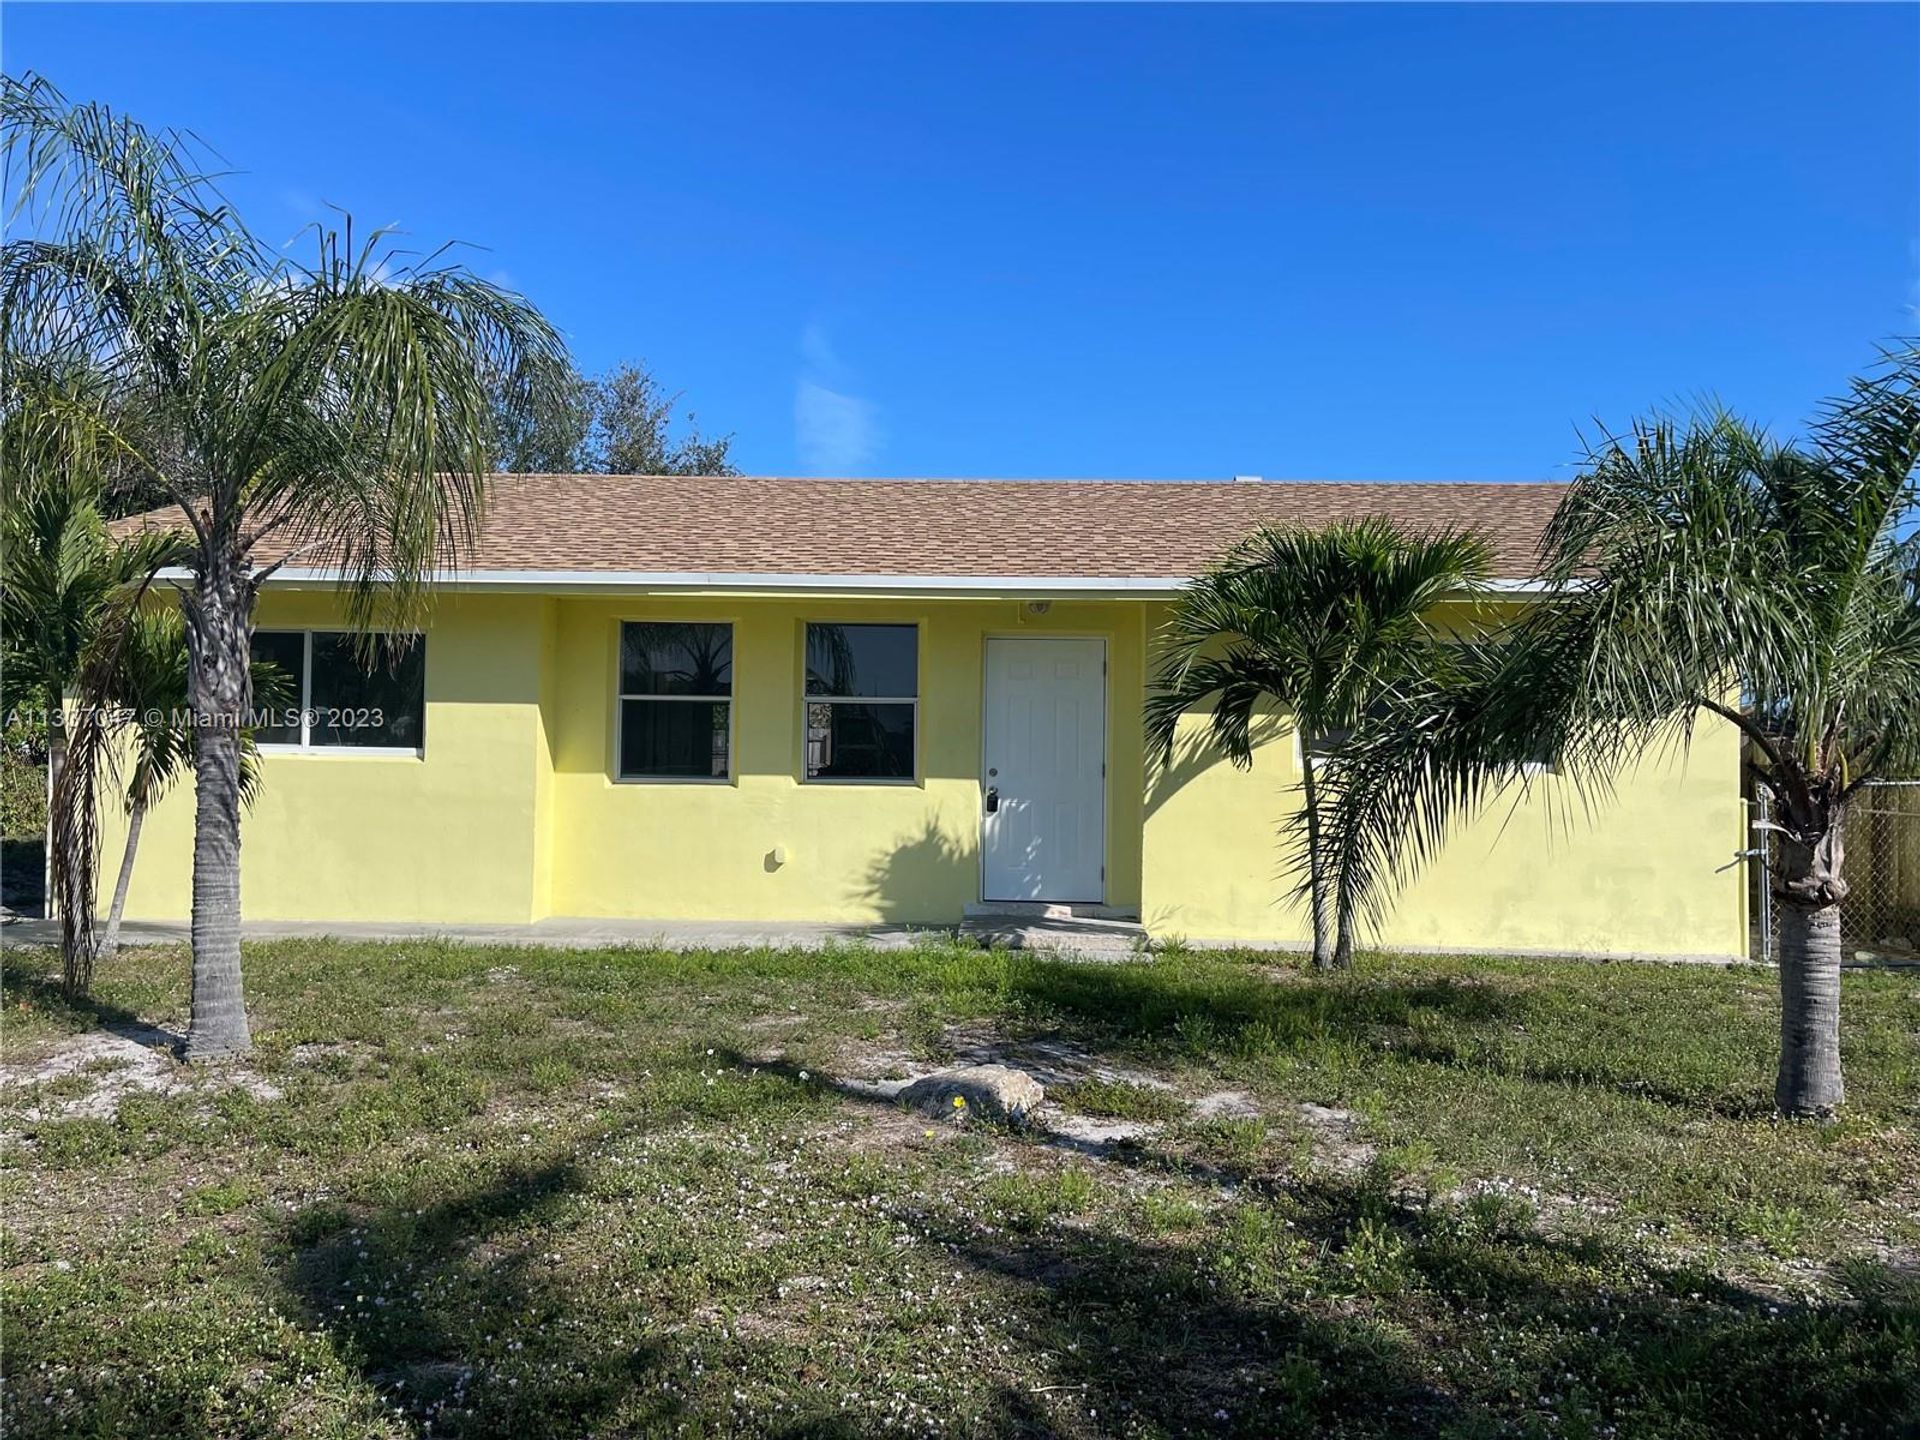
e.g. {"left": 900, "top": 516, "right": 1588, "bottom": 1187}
{"left": 1141, "top": 709, "right": 1744, "bottom": 958}
{"left": 1138, "top": 597, "right": 1748, "bottom": 959}
{"left": 102, "top": 589, "right": 555, "bottom": 923}
{"left": 102, "top": 591, "right": 1149, "bottom": 927}
{"left": 101, "top": 586, "right": 1743, "bottom": 957}
{"left": 544, "top": 595, "right": 1145, "bottom": 922}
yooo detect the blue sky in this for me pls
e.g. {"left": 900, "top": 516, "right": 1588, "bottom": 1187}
{"left": 10, "top": 3, "right": 1917, "bottom": 480}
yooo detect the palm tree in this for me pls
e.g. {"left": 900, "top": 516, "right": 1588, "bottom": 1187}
{"left": 1323, "top": 353, "right": 1920, "bottom": 1115}
{"left": 0, "top": 466, "right": 176, "bottom": 818}
{"left": 2, "top": 75, "right": 566, "bottom": 1056}
{"left": 1145, "top": 518, "right": 1494, "bottom": 968}
{"left": 0, "top": 430, "right": 184, "bottom": 991}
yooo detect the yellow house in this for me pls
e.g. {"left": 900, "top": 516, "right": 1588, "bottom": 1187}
{"left": 107, "top": 475, "right": 1747, "bottom": 960}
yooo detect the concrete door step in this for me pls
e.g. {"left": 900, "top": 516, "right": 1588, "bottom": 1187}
{"left": 962, "top": 901, "right": 1141, "bottom": 923}
{"left": 959, "top": 912, "right": 1148, "bottom": 959}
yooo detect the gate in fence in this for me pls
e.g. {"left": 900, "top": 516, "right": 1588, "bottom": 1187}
{"left": 1749, "top": 779, "right": 1920, "bottom": 966}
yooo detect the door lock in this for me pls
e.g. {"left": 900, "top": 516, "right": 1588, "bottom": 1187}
{"left": 985, "top": 785, "right": 1000, "bottom": 814}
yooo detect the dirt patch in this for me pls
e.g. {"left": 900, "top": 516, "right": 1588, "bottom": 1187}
{"left": 1041, "top": 1109, "right": 1159, "bottom": 1150}
{"left": 1295, "top": 1101, "right": 1377, "bottom": 1174}
{"left": 1193, "top": 1090, "right": 1261, "bottom": 1121}
{"left": 765, "top": 1021, "right": 1222, "bottom": 1164}
{"left": 0, "top": 1024, "right": 282, "bottom": 1121}
{"left": 944, "top": 1024, "right": 1176, "bottom": 1092}
{"left": 784, "top": 1041, "right": 1190, "bottom": 1165}
{"left": 286, "top": 1040, "right": 376, "bottom": 1068}
{"left": 741, "top": 1013, "right": 805, "bottom": 1032}
{"left": 809, "top": 1105, "right": 971, "bottom": 1156}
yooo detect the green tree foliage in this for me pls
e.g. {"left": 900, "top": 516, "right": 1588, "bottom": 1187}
{"left": 493, "top": 359, "right": 736, "bottom": 475}
{"left": 1, "top": 370, "right": 187, "bottom": 990}
{"left": 2, "top": 72, "right": 568, "bottom": 1046}
{"left": 1323, "top": 348, "right": 1920, "bottom": 1115}
{"left": 1146, "top": 519, "right": 1493, "bottom": 968}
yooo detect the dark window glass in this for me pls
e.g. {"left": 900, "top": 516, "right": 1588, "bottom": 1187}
{"left": 1304, "top": 693, "right": 1555, "bottom": 770}
{"left": 309, "top": 634, "right": 426, "bottom": 749}
{"left": 805, "top": 701, "right": 915, "bottom": 780}
{"left": 621, "top": 623, "right": 733, "bottom": 697}
{"left": 805, "top": 624, "right": 917, "bottom": 698}
{"left": 620, "top": 699, "right": 730, "bottom": 778}
{"left": 1302, "top": 696, "right": 1400, "bottom": 761}
{"left": 617, "top": 623, "right": 733, "bottom": 779}
{"left": 248, "top": 631, "right": 305, "bottom": 745}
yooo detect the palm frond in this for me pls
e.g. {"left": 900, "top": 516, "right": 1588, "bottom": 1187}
{"left": 1324, "top": 347, "right": 1920, "bottom": 944}
{"left": 1147, "top": 518, "right": 1494, "bottom": 953}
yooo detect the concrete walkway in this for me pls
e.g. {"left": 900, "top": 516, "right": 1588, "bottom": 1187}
{"left": 2, "top": 904, "right": 1155, "bottom": 959}
{"left": 1, "top": 915, "right": 960, "bottom": 953}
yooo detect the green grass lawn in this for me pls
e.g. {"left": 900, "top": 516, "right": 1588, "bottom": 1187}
{"left": 2, "top": 939, "right": 1916, "bottom": 1438}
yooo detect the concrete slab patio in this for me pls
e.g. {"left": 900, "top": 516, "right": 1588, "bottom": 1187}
{"left": 1, "top": 915, "right": 941, "bottom": 952}
{"left": 0, "top": 912, "right": 1148, "bottom": 958}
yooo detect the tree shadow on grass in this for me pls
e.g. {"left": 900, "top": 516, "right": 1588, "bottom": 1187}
{"left": 271, "top": 1152, "right": 685, "bottom": 1438}
{"left": 753, "top": 1038, "right": 1915, "bottom": 1434}
{"left": 939, "top": 1214, "right": 1459, "bottom": 1437}
{"left": 1004, "top": 954, "right": 1776, "bottom": 1113}
{"left": 0, "top": 961, "right": 186, "bottom": 1054}
{"left": 1009, "top": 952, "right": 1514, "bottom": 1040}
{"left": 266, "top": 1124, "right": 958, "bottom": 1440}
{"left": 901, "top": 1161, "right": 1920, "bottom": 1438}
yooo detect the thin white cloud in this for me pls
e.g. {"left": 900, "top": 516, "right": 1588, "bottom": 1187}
{"left": 794, "top": 322, "right": 881, "bottom": 474}
{"left": 801, "top": 320, "right": 839, "bottom": 375}
{"left": 795, "top": 380, "right": 880, "bottom": 475}
{"left": 279, "top": 187, "right": 324, "bottom": 221}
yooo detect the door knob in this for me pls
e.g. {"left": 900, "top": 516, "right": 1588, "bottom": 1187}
{"left": 985, "top": 786, "right": 1000, "bottom": 814}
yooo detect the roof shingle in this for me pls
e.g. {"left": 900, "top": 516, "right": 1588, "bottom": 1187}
{"left": 126, "top": 475, "right": 1567, "bottom": 583}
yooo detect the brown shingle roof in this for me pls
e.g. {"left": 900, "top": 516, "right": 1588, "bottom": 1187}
{"left": 130, "top": 475, "right": 1567, "bottom": 584}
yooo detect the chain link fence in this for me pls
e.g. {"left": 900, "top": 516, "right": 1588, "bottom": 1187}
{"left": 1749, "top": 780, "right": 1920, "bottom": 965}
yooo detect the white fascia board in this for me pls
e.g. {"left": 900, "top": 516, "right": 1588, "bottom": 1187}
{"left": 152, "top": 566, "right": 1558, "bottom": 599}
{"left": 156, "top": 566, "right": 1196, "bottom": 598}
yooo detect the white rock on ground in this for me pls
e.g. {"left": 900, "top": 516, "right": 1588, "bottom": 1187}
{"left": 898, "top": 1064, "right": 1045, "bottom": 1125}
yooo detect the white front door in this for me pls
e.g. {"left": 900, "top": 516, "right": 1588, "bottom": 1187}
{"left": 982, "top": 637, "right": 1106, "bottom": 902}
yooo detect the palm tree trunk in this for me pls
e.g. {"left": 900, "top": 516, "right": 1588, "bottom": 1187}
{"left": 1774, "top": 820, "right": 1847, "bottom": 1116}
{"left": 1332, "top": 901, "right": 1355, "bottom": 970}
{"left": 99, "top": 794, "right": 146, "bottom": 964}
{"left": 1298, "top": 743, "right": 1334, "bottom": 969}
{"left": 43, "top": 730, "right": 65, "bottom": 921}
{"left": 181, "top": 563, "right": 253, "bottom": 1060}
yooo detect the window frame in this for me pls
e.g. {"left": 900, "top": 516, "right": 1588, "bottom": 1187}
{"left": 613, "top": 619, "right": 737, "bottom": 784}
{"left": 1294, "top": 681, "right": 1558, "bottom": 777}
{"left": 801, "top": 620, "right": 921, "bottom": 786}
{"left": 1298, "top": 695, "right": 1399, "bottom": 766}
{"left": 250, "top": 628, "right": 427, "bottom": 758}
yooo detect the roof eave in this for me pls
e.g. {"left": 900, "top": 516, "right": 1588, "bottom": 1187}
{"left": 153, "top": 566, "right": 1556, "bottom": 599}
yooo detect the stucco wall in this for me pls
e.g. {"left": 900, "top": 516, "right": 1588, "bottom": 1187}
{"left": 101, "top": 586, "right": 1743, "bottom": 957}
{"left": 544, "top": 595, "right": 1146, "bottom": 922}
{"left": 102, "top": 590, "right": 1150, "bottom": 926}
{"left": 99, "top": 589, "right": 553, "bottom": 923}
{"left": 1137, "top": 596, "right": 1748, "bottom": 959}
